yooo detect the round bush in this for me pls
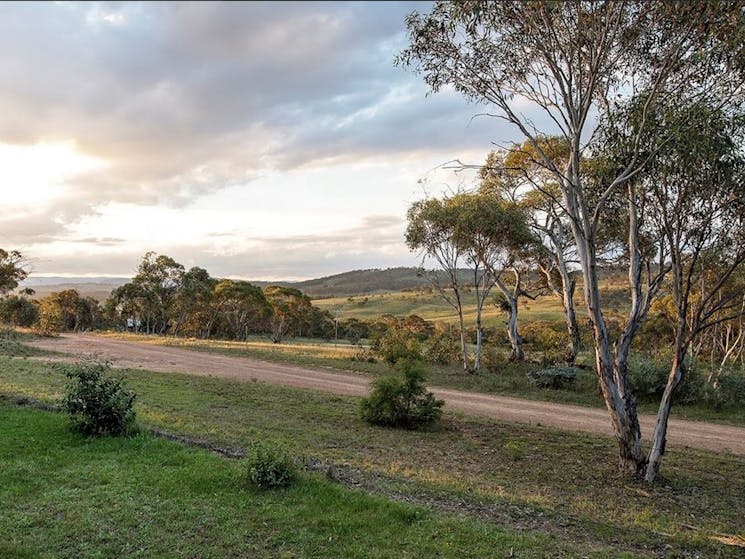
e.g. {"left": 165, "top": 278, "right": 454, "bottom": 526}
{"left": 360, "top": 359, "right": 444, "bottom": 429}
{"left": 244, "top": 445, "right": 297, "bottom": 489}
{"left": 62, "top": 359, "right": 136, "bottom": 436}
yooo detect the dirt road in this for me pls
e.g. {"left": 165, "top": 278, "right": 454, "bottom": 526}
{"left": 28, "top": 333, "right": 745, "bottom": 456}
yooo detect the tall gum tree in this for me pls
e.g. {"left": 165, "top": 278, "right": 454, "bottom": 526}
{"left": 406, "top": 197, "right": 471, "bottom": 372}
{"left": 398, "top": 0, "right": 745, "bottom": 476}
{"left": 601, "top": 97, "right": 745, "bottom": 481}
{"left": 480, "top": 142, "right": 584, "bottom": 364}
{"left": 451, "top": 192, "right": 537, "bottom": 365}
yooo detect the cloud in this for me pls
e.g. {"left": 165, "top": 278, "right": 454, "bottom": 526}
{"left": 0, "top": 2, "right": 540, "bottom": 277}
{"left": 26, "top": 213, "right": 411, "bottom": 280}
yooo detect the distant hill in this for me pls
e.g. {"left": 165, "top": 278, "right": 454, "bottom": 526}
{"left": 15, "top": 268, "right": 475, "bottom": 301}
{"left": 19, "top": 277, "right": 129, "bottom": 301}
{"left": 288, "top": 267, "right": 474, "bottom": 298}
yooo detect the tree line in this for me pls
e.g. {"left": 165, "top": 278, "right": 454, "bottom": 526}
{"left": 0, "top": 252, "right": 335, "bottom": 343}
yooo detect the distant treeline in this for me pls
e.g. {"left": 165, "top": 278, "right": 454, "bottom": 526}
{"left": 0, "top": 253, "right": 470, "bottom": 345}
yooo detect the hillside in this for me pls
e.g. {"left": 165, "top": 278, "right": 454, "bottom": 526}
{"left": 290, "top": 267, "right": 474, "bottom": 298}
{"left": 20, "top": 277, "right": 129, "bottom": 301}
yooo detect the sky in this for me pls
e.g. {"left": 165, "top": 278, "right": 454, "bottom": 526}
{"left": 0, "top": 1, "right": 524, "bottom": 281}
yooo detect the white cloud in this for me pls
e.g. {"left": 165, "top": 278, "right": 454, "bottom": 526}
{"left": 0, "top": 2, "right": 530, "bottom": 279}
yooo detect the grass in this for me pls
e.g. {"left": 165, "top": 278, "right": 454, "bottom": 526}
{"left": 1, "top": 402, "right": 586, "bottom": 559}
{"left": 96, "top": 331, "right": 745, "bottom": 425}
{"left": 1, "top": 354, "right": 744, "bottom": 557}
{"left": 313, "top": 288, "right": 571, "bottom": 325}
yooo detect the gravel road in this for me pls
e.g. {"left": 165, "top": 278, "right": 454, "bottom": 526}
{"left": 28, "top": 333, "right": 745, "bottom": 455}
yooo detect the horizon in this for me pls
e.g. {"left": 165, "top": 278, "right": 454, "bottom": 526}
{"left": 0, "top": 2, "right": 535, "bottom": 279}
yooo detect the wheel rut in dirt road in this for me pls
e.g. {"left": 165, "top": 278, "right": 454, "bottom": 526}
{"left": 27, "top": 333, "right": 745, "bottom": 456}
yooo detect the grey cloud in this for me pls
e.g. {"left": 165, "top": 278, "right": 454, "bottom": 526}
{"left": 0, "top": 2, "right": 502, "bottom": 213}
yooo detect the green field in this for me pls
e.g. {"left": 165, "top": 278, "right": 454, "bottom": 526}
{"left": 1, "top": 349, "right": 744, "bottom": 557}
{"left": 313, "top": 288, "right": 571, "bottom": 325}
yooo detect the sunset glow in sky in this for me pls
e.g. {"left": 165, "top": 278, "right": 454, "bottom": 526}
{"left": 0, "top": 1, "right": 523, "bottom": 280}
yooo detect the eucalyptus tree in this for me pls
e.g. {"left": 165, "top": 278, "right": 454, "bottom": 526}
{"left": 132, "top": 252, "right": 185, "bottom": 334}
{"left": 452, "top": 192, "right": 537, "bottom": 363}
{"left": 481, "top": 141, "right": 583, "bottom": 363}
{"left": 406, "top": 197, "right": 471, "bottom": 371}
{"left": 213, "top": 279, "right": 272, "bottom": 341}
{"left": 264, "top": 285, "right": 313, "bottom": 343}
{"left": 399, "top": 0, "right": 745, "bottom": 476}
{"left": 0, "top": 249, "right": 28, "bottom": 296}
{"left": 171, "top": 267, "right": 216, "bottom": 337}
{"left": 602, "top": 97, "right": 745, "bottom": 481}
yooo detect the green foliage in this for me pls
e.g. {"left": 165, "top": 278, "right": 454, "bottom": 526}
{"left": 0, "top": 249, "right": 28, "bottom": 296}
{"left": 62, "top": 359, "right": 136, "bottom": 436}
{"left": 628, "top": 355, "right": 705, "bottom": 404}
{"left": 0, "top": 295, "right": 38, "bottom": 327}
{"left": 360, "top": 359, "right": 444, "bottom": 429}
{"left": 482, "top": 345, "right": 509, "bottom": 373}
{"left": 504, "top": 440, "right": 527, "bottom": 461}
{"left": 36, "top": 289, "right": 101, "bottom": 334}
{"left": 243, "top": 444, "right": 297, "bottom": 489}
{"left": 528, "top": 367, "right": 578, "bottom": 390}
{"left": 375, "top": 327, "right": 423, "bottom": 365}
{"left": 422, "top": 332, "right": 460, "bottom": 365}
{"left": 264, "top": 285, "right": 313, "bottom": 342}
{"left": 706, "top": 370, "right": 745, "bottom": 409}
{"left": 521, "top": 321, "right": 567, "bottom": 352}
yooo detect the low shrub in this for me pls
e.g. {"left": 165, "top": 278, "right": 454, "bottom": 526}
{"left": 375, "top": 328, "right": 423, "bottom": 365}
{"left": 361, "top": 359, "right": 444, "bottom": 429}
{"left": 705, "top": 370, "right": 745, "bottom": 409}
{"left": 504, "top": 440, "right": 527, "bottom": 461}
{"left": 528, "top": 367, "right": 578, "bottom": 389}
{"left": 62, "top": 359, "right": 136, "bottom": 436}
{"left": 628, "top": 354, "right": 705, "bottom": 404}
{"left": 244, "top": 444, "right": 297, "bottom": 489}
{"left": 423, "top": 334, "right": 460, "bottom": 365}
{"left": 482, "top": 345, "right": 509, "bottom": 374}
{"left": 351, "top": 344, "right": 378, "bottom": 363}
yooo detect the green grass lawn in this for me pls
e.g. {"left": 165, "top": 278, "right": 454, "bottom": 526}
{"left": 2, "top": 355, "right": 744, "bottom": 557}
{"left": 1, "top": 402, "right": 589, "bottom": 559}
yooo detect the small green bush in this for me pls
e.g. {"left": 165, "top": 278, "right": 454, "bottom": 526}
{"left": 528, "top": 367, "right": 578, "bottom": 389}
{"left": 423, "top": 333, "right": 460, "bottom": 365}
{"left": 705, "top": 370, "right": 745, "bottom": 409}
{"left": 375, "top": 328, "right": 423, "bottom": 365}
{"left": 244, "top": 445, "right": 297, "bottom": 489}
{"left": 482, "top": 345, "right": 508, "bottom": 373}
{"left": 504, "top": 440, "right": 526, "bottom": 461}
{"left": 62, "top": 359, "right": 136, "bottom": 436}
{"left": 361, "top": 359, "right": 444, "bottom": 429}
{"left": 628, "top": 354, "right": 704, "bottom": 404}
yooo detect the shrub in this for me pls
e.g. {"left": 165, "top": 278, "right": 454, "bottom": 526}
{"left": 528, "top": 367, "right": 578, "bottom": 389}
{"left": 705, "top": 370, "right": 745, "bottom": 409}
{"left": 375, "top": 328, "right": 423, "bottom": 365}
{"left": 628, "top": 354, "right": 704, "bottom": 404}
{"left": 423, "top": 333, "right": 460, "bottom": 365}
{"left": 360, "top": 359, "right": 444, "bottom": 429}
{"left": 244, "top": 444, "right": 297, "bottom": 489}
{"left": 628, "top": 355, "right": 669, "bottom": 401}
{"left": 482, "top": 345, "right": 508, "bottom": 373}
{"left": 352, "top": 344, "right": 378, "bottom": 363}
{"left": 62, "top": 359, "right": 136, "bottom": 436}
